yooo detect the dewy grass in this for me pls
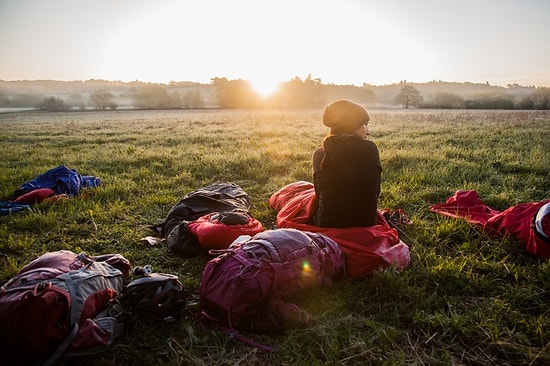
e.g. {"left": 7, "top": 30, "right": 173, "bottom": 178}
{"left": 0, "top": 109, "right": 549, "bottom": 365}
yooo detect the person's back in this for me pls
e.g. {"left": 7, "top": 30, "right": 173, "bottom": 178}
{"left": 311, "top": 100, "right": 381, "bottom": 228}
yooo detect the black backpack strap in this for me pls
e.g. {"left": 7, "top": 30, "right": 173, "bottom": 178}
{"left": 42, "top": 323, "right": 79, "bottom": 366}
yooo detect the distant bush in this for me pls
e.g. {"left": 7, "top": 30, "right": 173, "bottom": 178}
{"left": 67, "top": 93, "right": 87, "bottom": 110}
{"left": 516, "top": 95, "right": 535, "bottom": 109}
{"left": 181, "top": 89, "right": 205, "bottom": 109}
{"left": 90, "top": 89, "right": 117, "bottom": 110}
{"left": 0, "top": 93, "right": 42, "bottom": 108}
{"left": 37, "top": 96, "right": 66, "bottom": 111}
{"left": 133, "top": 85, "right": 180, "bottom": 109}
{"left": 531, "top": 87, "right": 550, "bottom": 109}
{"left": 424, "top": 92, "right": 465, "bottom": 109}
{"left": 0, "top": 91, "right": 9, "bottom": 107}
{"left": 464, "top": 93, "right": 515, "bottom": 109}
{"left": 512, "top": 87, "right": 550, "bottom": 110}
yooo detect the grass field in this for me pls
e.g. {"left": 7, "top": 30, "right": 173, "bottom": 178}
{"left": 0, "top": 109, "right": 549, "bottom": 365}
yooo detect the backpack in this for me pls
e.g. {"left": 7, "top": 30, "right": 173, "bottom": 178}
{"left": 199, "top": 228, "right": 345, "bottom": 345}
{"left": 118, "top": 272, "right": 187, "bottom": 322}
{"left": 151, "top": 182, "right": 256, "bottom": 257}
{"left": 0, "top": 250, "right": 131, "bottom": 366}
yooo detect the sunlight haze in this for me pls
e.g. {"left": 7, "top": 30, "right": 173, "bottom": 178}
{"left": 1, "top": 0, "right": 549, "bottom": 89}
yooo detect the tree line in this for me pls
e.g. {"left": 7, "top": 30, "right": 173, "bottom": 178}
{"left": 1, "top": 77, "right": 549, "bottom": 111}
{"left": 23, "top": 86, "right": 207, "bottom": 112}
{"left": 398, "top": 83, "right": 550, "bottom": 110}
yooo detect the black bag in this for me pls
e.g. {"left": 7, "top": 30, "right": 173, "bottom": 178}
{"left": 151, "top": 182, "right": 254, "bottom": 256}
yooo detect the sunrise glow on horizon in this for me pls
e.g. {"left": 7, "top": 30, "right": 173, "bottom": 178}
{"left": 1, "top": 0, "right": 549, "bottom": 91}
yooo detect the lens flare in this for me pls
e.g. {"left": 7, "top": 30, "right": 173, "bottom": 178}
{"left": 302, "top": 261, "right": 311, "bottom": 273}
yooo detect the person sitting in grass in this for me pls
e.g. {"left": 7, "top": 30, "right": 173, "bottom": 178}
{"left": 311, "top": 99, "right": 381, "bottom": 228}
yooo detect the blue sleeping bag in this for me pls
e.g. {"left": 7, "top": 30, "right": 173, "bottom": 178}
{"left": 13, "top": 165, "right": 101, "bottom": 198}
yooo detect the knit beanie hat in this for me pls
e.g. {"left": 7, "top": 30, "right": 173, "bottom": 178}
{"left": 322, "top": 100, "right": 370, "bottom": 135}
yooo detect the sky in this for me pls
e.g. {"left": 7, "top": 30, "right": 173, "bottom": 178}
{"left": 1, "top": 0, "right": 549, "bottom": 96}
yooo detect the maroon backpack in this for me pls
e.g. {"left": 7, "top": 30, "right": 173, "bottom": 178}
{"left": 199, "top": 228, "right": 345, "bottom": 348}
{"left": 0, "top": 250, "right": 131, "bottom": 366}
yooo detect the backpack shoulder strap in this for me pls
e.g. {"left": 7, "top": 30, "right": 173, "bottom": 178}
{"left": 199, "top": 310, "right": 274, "bottom": 352}
{"left": 42, "top": 323, "right": 79, "bottom": 366}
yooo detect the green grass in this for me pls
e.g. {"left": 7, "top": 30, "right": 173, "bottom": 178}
{"left": 1, "top": 109, "right": 549, "bottom": 365}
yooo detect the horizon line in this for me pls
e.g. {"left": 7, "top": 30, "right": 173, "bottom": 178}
{"left": 0, "top": 78, "right": 546, "bottom": 89}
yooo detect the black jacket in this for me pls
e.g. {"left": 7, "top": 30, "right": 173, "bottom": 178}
{"left": 311, "top": 135, "right": 381, "bottom": 228}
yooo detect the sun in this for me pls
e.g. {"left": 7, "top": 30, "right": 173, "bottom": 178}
{"left": 249, "top": 77, "right": 282, "bottom": 98}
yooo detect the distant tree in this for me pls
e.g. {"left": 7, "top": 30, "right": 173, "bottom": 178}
{"left": 395, "top": 84, "right": 423, "bottom": 108}
{"left": 464, "top": 93, "right": 515, "bottom": 109}
{"left": 181, "top": 89, "right": 205, "bottom": 109}
{"left": 0, "top": 91, "right": 9, "bottom": 107}
{"left": 320, "top": 83, "right": 376, "bottom": 106}
{"left": 275, "top": 76, "right": 325, "bottom": 108}
{"left": 68, "top": 93, "right": 87, "bottom": 110}
{"left": 211, "top": 77, "right": 261, "bottom": 108}
{"left": 8, "top": 94, "right": 42, "bottom": 108}
{"left": 37, "top": 96, "right": 66, "bottom": 111}
{"left": 133, "top": 85, "right": 174, "bottom": 109}
{"left": 430, "top": 92, "right": 464, "bottom": 109}
{"left": 517, "top": 95, "right": 535, "bottom": 110}
{"left": 270, "top": 75, "right": 378, "bottom": 108}
{"left": 531, "top": 87, "right": 550, "bottom": 109}
{"left": 90, "top": 89, "right": 117, "bottom": 110}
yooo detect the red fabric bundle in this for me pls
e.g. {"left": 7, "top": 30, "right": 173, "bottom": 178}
{"left": 269, "top": 181, "right": 410, "bottom": 279}
{"left": 188, "top": 213, "right": 264, "bottom": 250}
{"left": 13, "top": 188, "right": 55, "bottom": 204}
{"left": 430, "top": 190, "right": 550, "bottom": 260}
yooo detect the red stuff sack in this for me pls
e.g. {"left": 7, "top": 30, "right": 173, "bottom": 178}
{"left": 187, "top": 211, "right": 264, "bottom": 250}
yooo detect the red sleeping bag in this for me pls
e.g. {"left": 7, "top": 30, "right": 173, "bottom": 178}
{"left": 430, "top": 190, "right": 550, "bottom": 260}
{"left": 13, "top": 188, "right": 55, "bottom": 204}
{"left": 269, "top": 181, "right": 411, "bottom": 279}
{"left": 187, "top": 212, "right": 264, "bottom": 250}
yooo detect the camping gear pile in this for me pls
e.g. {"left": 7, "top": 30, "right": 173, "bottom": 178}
{"left": 3, "top": 168, "right": 547, "bottom": 363}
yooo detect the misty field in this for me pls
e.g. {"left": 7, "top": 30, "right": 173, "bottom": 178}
{"left": 0, "top": 109, "right": 549, "bottom": 365}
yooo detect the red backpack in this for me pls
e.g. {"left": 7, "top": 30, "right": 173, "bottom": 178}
{"left": 199, "top": 228, "right": 345, "bottom": 349}
{"left": 0, "top": 250, "right": 131, "bottom": 366}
